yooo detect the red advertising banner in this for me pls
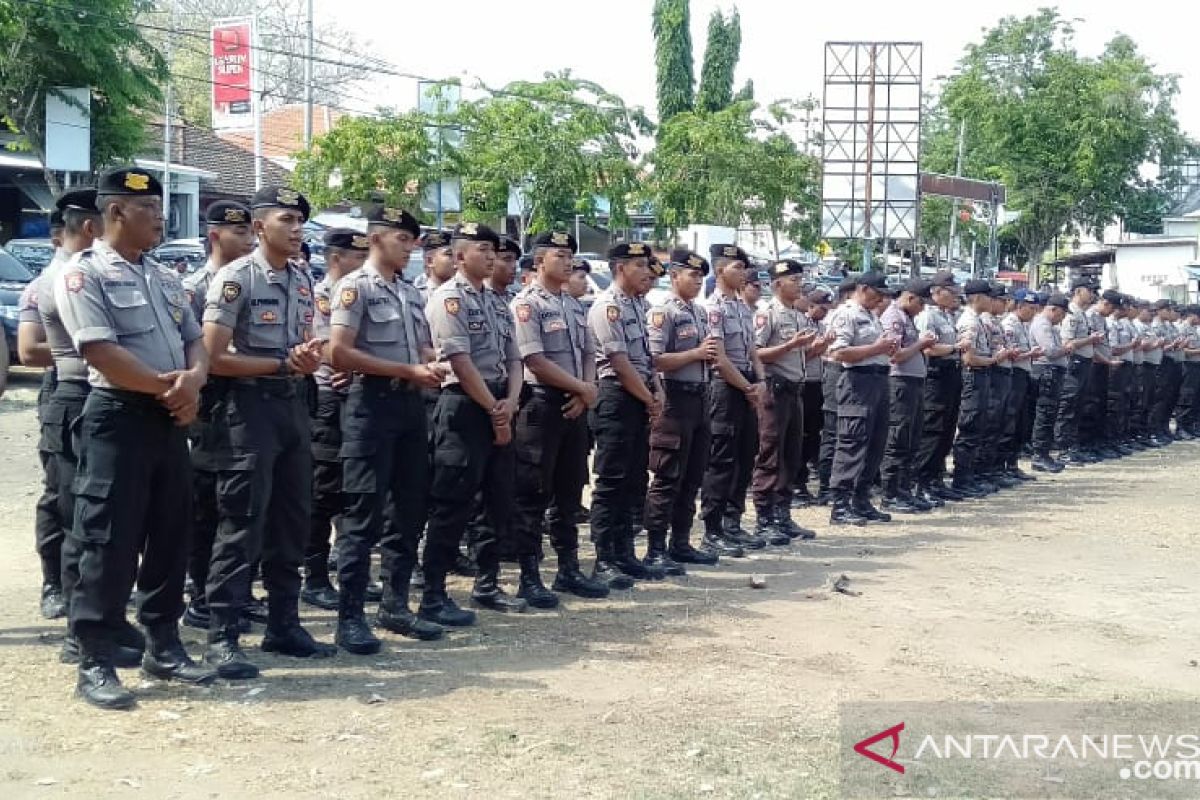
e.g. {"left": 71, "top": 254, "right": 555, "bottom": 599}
{"left": 211, "top": 18, "right": 254, "bottom": 130}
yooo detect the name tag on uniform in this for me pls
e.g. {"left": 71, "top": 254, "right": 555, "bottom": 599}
{"left": 468, "top": 320, "right": 486, "bottom": 332}
{"left": 677, "top": 325, "right": 698, "bottom": 339}
{"left": 544, "top": 318, "right": 567, "bottom": 333}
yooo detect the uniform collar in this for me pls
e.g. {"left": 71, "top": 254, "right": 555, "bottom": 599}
{"left": 251, "top": 248, "right": 297, "bottom": 283}
{"left": 363, "top": 261, "right": 402, "bottom": 286}
{"left": 453, "top": 271, "right": 482, "bottom": 295}
{"left": 613, "top": 284, "right": 638, "bottom": 304}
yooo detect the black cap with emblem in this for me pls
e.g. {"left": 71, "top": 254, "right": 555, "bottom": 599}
{"left": 668, "top": 249, "right": 709, "bottom": 275}
{"left": 1046, "top": 292, "right": 1070, "bottom": 310}
{"left": 963, "top": 279, "right": 992, "bottom": 296}
{"left": 497, "top": 236, "right": 522, "bottom": 257}
{"left": 857, "top": 271, "right": 889, "bottom": 292}
{"left": 1100, "top": 289, "right": 1124, "bottom": 307}
{"left": 97, "top": 167, "right": 163, "bottom": 198}
{"left": 1070, "top": 276, "right": 1100, "bottom": 292}
{"left": 250, "top": 185, "right": 311, "bottom": 221}
{"left": 901, "top": 278, "right": 934, "bottom": 299}
{"left": 323, "top": 227, "right": 369, "bottom": 252}
{"left": 531, "top": 230, "right": 578, "bottom": 253}
{"left": 770, "top": 259, "right": 805, "bottom": 279}
{"left": 709, "top": 243, "right": 749, "bottom": 265}
{"left": 517, "top": 254, "right": 536, "bottom": 272}
{"left": 49, "top": 210, "right": 64, "bottom": 229}
{"left": 607, "top": 241, "right": 651, "bottom": 261}
{"left": 452, "top": 221, "right": 500, "bottom": 247}
{"left": 205, "top": 200, "right": 251, "bottom": 226}
{"left": 571, "top": 258, "right": 591, "bottom": 274}
{"left": 421, "top": 230, "right": 451, "bottom": 250}
{"left": 929, "top": 270, "right": 958, "bottom": 288}
{"left": 989, "top": 282, "right": 1010, "bottom": 299}
{"left": 364, "top": 204, "right": 421, "bottom": 237}
{"left": 56, "top": 188, "right": 99, "bottom": 214}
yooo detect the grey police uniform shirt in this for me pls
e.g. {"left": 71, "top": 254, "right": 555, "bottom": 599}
{"left": 1121, "top": 318, "right": 1143, "bottom": 365}
{"left": 829, "top": 299, "right": 889, "bottom": 368}
{"left": 36, "top": 251, "right": 90, "bottom": 382}
{"left": 822, "top": 303, "right": 853, "bottom": 367}
{"left": 311, "top": 272, "right": 339, "bottom": 391}
{"left": 1139, "top": 319, "right": 1164, "bottom": 365}
{"left": 1108, "top": 316, "right": 1134, "bottom": 365}
{"left": 880, "top": 301, "right": 926, "bottom": 378}
{"left": 1001, "top": 311, "right": 1034, "bottom": 372}
{"left": 512, "top": 281, "right": 591, "bottom": 384}
{"left": 425, "top": 272, "right": 517, "bottom": 387}
{"left": 203, "top": 249, "right": 315, "bottom": 359}
{"left": 981, "top": 312, "right": 1009, "bottom": 368}
{"left": 956, "top": 307, "right": 993, "bottom": 359}
{"left": 754, "top": 297, "right": 806, "bottom": 382}
{"left": 589, "top": 285, "right": 654, "bottom": 383}
{"left": 1085, "top": 306, "right": 1110, "bottom": 361}
{"left": 648, "top": 294, "right": 709, "bottom": 384}
{"left": 331, "top": 262, "right": 430, "bottom": 371}
{"left": 182, "top": 262, "right": 218, "bottom": 322}
{"left": 1184, "top": 319, "right": 1200, "bottom": 362}
{"left": 803, "top": 317, "right": 826, "bottom": 382}
{"left": 704, "top": 289, "right": 756, "bottom": 373}
{"left": 54, "top": 240, "right": 200, "bottom": 390}
{"left": 1061, "top": 302, "right": 1094, "bottom": 359}
{"left": 916, "top": 305, "right": 959, "bottom": 364}
{"left": 1162, "top": 320, "right": 1184, "bottom": 362}
{"left": 1030, "top": 314, "right": 1068, "bottom": 367}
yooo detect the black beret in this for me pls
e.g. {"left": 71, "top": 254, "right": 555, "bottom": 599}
{"left": 807, "top": 286, "right": 833, "bottom": 303}
{"left": 648, "top": 257, "right": 666, "bottom": 278}
{"left": 571, "top": 258, "right": 591, "bottom": 273}
{"left": 205, "top": 200, "right": 251, "bottom": 226}
{"left": 497, "top": 236, "right": 522, "bottom": 257}
{"left": 452, "top": 221, "right": 500, "bottom": 247}
{"left": 49, "top": 209, "right": 64, "bottom": 228}
{"left": 989, "top": 282, "right": 1010, "bottom": 299}
{"left": 97, "top": 167, "right": 162, "bottom": 198}
{"left": 901, "top": 278, "right": 933, "bottom": 299}
{"left": 929, "top": 270, "right": 958, "bottom": 288}
{"left": 607, "top": 241, "right": 651, "bottom": 261}
{"left": 1153, "top": 299, "right": 1173, "bottom": 311}
{"left": 300, "top": 241, "right": 311, "bottom": 260}
{"left": 745, "top": 269, "right": 763, "bottom": 286}
{"left": 517, "top": 254, "right": 536, "bottom": 272}
{"left": 1070, "top": 276, "right": 1099, "bottom": 291}
{"left": 250, "top": 185, "right": 310, "bottom": 221}
{"left": 56, "top": 188, "right": 99, "bottom": 214}
{"left": 421, "top": 230, "right": 451, "bottom": 250}
{"left": 323, "top": 227, "right": 369, "bottom": 251}
{"left": 770, "top": 259, "right": 805, "bottom": 279}
{"left": 709, "top": 244, "right": 749, "bottom": 264}
{"left": 857, "top": 271, "right": 889, "bottom": 291}
{"left": 668, "top": 249, "right": 709, "bottom": 275}
{"left": 364, "top": 204, "right": 421, "bottom": 237}
{"left": 531, "top": 231, "right": 578, "bottom": 253}
{"left": 963, "top": 279, "right": 992, "bottom": 296}
{"left": 1046, "top": 292, "right": 1070, "bottom": 310}
{"left": 1100, "top": 289, "right": 1124, "bottom": 306}
{"left": 837, "top": 276, "right": 859, "bottom": 294}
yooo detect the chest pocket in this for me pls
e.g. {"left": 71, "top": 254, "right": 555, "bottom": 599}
{"left": 248, "top": 304, "right": 286, "bottom": 349}
{"left": 365, "top": 301, "right": 401, "bottom": 343}
{"left": 104, "top": 284, "right": 155, "bottom": 336}
{"left": 541, "top": 314, "right": 570, "bottom": 352}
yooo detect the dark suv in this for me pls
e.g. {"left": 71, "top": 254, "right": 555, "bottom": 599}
{"left": 0, "top": 246, "right": 35, "bottom": 363}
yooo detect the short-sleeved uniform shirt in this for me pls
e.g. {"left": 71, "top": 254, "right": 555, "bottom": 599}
{"left": 915, "top": 306, "right": 959, "bottom": 364}
{"left": 957, "top": 307, "right": 993, "bottom": 360}
{"left": 1001, "top": 312, "right": 1033, "bottom": 372}
{"left": 18, "top": 275, "right": 41, "bottom": 326}
{"left": 1061, "top": 303, "right": 1094, "bottom": 359}
{"left": 703, "top": 290, "right": 756, "bottom": 373}
{"left": 203, "top": 249, "right": 315, "bottom": 358}
{"left": 55, "top": 240, "right": 199, "bottom": 389}
{"left": 1139, "top": 319, "right": 1164, "bottom": 365}
{"left": 1118, "top": 318, "right": 1142, "bottom": 365}
{"left": 37, "top": 251, "right": 89, "bottom": 382}
{"left": 981, "top": 312, "right": 1009, "bottom": 369}
{"left": 1160, "top": 319, "right": 1183, "bottom": 362}
{"left": 648, "top": 295, "right": 709, "bottom": 384}
{"left": 1030, "top": 314, "right": 1067, "bottom": 367}
{"left": 589, "top": 286, "right": 653, "bottom": 383}
{"left": 754, "top": 297, "right": 807, "bottom": 382}
{"left": 182, "top": 262, "right": 218, "bottom": 322}
{"left": 803, "top": 317, "right": 826, "bottom": 382}
{"left": 829, "top": 299, "right": 889, "bottom": 367}
{"left": 1085, "top": 306, "right": 1110, "bottom": 360}
{"left": 880, "top": 302, "right": 925, "bottom": 378}
{"left": 311, "top": 271, "right": 340, "bottom": 391}
{"left": 1108, "top": 316, "right": 1134, "bottom": 364}
{"left": 512, "top": 282, "right": 590, "bottom": 383}
{"left": 331, "top": 262, "right": 430, "bottom": 368}
{"left": 424, "top": 272, "right": 517, "bottom": 387}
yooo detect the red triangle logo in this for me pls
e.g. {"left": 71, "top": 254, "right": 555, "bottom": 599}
{"left": 853, "top": 722, "right": 906, "bottom": 774}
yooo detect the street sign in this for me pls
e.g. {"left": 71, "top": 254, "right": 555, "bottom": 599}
{"left": 919, "top": 173, "right": 1006, "bottom": 205}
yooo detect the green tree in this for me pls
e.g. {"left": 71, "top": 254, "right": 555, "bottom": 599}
{"left": 696, "top": 8, "right": 741, "bottom": 114}
{"left": 0, "top": 0, "right": 166, "bottom": 190}
{"left": 652, "top": 0, "right": 694, "bottom": 123}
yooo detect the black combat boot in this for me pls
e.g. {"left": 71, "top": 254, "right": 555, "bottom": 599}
{"left": 40, "top": 582, "right": 66, "bottom": 619}
{"left": 142, "top": 623, "right": 218, "bottom": 685}
{"left": 335, "top": 589, "right": 382, "bottom": 655}
{"left": 668, "top": 527, "right": 720, "bottom": 565}
{"left": 752, "top": 505, "right": 790, "bottom": 546}
{"left": 62, "top": 620, "right": 144, "bottom": 667}
{"left": 377, "top": 567, "right": 443, "bottom": 640}
{"left": 451, "top": 549, "right": 478, "bottom": 577}
{"left": 700, "top": 517, "right": 745, "bottom": 558}
{"left": 881, "top": 494, "right": 920, "bottom": 514}
{"left": 852, "top": 495, "right": 892, "bottom": 523}
{"left": 830, "top": 495, "right": 868, "bottom": 526}
{"left": 774, "top": 503, "right": 816, "bottom": 539}
{"left": 301, "top": 553, "right": 339, "bottom": 610}
{"left": 261, "top": 595, "right": 337, "bottom": 658}
{"left": 551, "top": 548, "right": 610, "bottom": 598}
{"left": 590, "top": 530, "right": 638, "bottom": 589}
{"left": 611, "top": 528, "right": 666, "bottom": 581}
{"left": 204, "top": 613, "right": 260, "bottom": 680}
{"left": 470, "top": 557, "right": 528, "bottom": 614}
{"left": 644, "top": 532, "right": 686, "bottom": 576}
{"left": 723, "top": 510, "right": 767, "bottom": 550}
{"left": 515, "top": 554, "right": 560, "bottom": 608}
{"left": 76, "top": 639, "right": 135, "bottom": 710}
{"left": 418, "top": 569, "right": 477, "bottom": 627}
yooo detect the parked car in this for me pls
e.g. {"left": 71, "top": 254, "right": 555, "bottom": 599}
{"left": 0, "top": 247, "right": 35, "bottom": 363}
{"left": 5, "top": 238, "right": 56, "bottom": 275}
{"left": 151, "top": 238, "right": 206, "bottom": 275}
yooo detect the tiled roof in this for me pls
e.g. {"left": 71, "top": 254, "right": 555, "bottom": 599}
{"left": 217, "top": 104, "right": 345, "bottom": 160}
{"left": 145, "top": 122, "right": 292, "bottom": 199}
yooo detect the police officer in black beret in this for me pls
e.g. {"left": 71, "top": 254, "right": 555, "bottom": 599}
{"left": 1055, "top": 277, "right": 1104, "bottom": 464}
{"left": 56, "top": 167, "right": 215, "bottom": 708}
{"left": 202, "top": 185, "right": 336, "bottom": 679}
{"left": 912, "top": 271, "right": 963, "bottom": 504}
{"left": 950, "top": 279, "right": 999, "bottom": 496}
{"left": 815, "top": 276, "right": 859, "bottom": 506}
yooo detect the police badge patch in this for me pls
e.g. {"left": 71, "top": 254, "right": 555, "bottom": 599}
{"left": 606, "top": 305, "right": 620, "bottom": 323}
{"left": 516, "top": 303, "right": 533, "bottom": 322}
{"left": 340, "top": 287, "right": 358, "bottom": 308}
{"left": 222, "top": 281, "right": 241, "bottom": 303}
{"left": 317, "top": 297, "right": 331, "bottom": 316}
{"left": 650, "top": 311, "right": 665, "bottom": 329}
{"left": 444, "top": 297, "right": 461, "bottom": 315}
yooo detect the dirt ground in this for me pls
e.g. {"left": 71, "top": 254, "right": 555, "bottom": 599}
{"left": 0, "top": 367, "right": 1198, "bottom": 800}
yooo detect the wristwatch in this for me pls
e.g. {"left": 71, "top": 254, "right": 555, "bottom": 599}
{"left": 275, "top": 358, "right": 291, "bottom": 377}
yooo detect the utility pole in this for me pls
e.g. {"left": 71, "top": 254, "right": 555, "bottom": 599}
{"left": 861, "top": 44, "right": 877, "bottom": 273}
{"left": 162, "top": 0, "right": 175, "bottom": 228}
{"left": 303, "top": 0, "right": 314, "bottom": 149}
{"left": 947, "top": 119, "right": 965, "bottom": 263}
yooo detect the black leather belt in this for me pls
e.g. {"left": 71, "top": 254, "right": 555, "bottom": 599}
{"left": 847, "top": 365, "right": 889, "bottom": 375}
{"left": 353, "top": 374, "right": 417, "bottom": 392}
{"left": 663, "top": 379, "right": 706, "bottom": 396}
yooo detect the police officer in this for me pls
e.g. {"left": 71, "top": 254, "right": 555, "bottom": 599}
{"left": 1100, "top": 292, "right": 1137, "bottom": 455}
{"left": 879, "top": 278, "right": 937, "bottom": 512}
{"left": 795, "top": 286, "right": 833, "bottom": 506}
{"left": 815, "top": 278, "right": 858, "bottom": 506}
{"left": 567, "top": 257, "right": 591, "bottom": 300}
{"left": 1029, "top": 292, "right": 1070, "bottom": 472}
{"left": 1056, "top": 277, "right": 1104, "bottom": 464}
{"left": 1138, "top": 301, "right": 1167, "bottom": 446}
{"left": 1080, "top": 289, "right": 1116, "bottom": 458}
{"left": 414, "top": 230, "right": 455, "bottom": 301}
{"left": 645, "top": 250, "right": 728, "bottom": 565}
{"left": 181, "top": 201, "right": 255, "bottom": 630}
{"left": 999, "top": 289, "right": 1043, "bottom": 479}
{"left": 56, "top": 167, "right": 215, "bottom": 708}
{"left": 300, "top": 228, "right": 369, "bottom": 612}
{"left": 422, "top": 222, "right": 525, "bottom": 625}
{"left": 18, "top": 190, "right": 102, "bottom": 623}
{"left": 913, "top": 271, "right": 964, "bottom": 505}
{"left": 589, "top": 236, "right": 666, "bottom": 583}
{"left": 951, "top": 279, "right": 998, "bottom": 496}
{"left": 328, "top": 205, "right": 446, "bottom": 653}
{"left": 1178, "top": 306, "right": 1200, "bottom": 436}
{"left": 510, "top": 234, "right": 608, "bottom": 601}
{"left": 699, "top": 245, "right": 768, "bottom": 547}
{"left": 202, "top": 186, "right": 336, "bottom": 680}
{"left": 749, "top": 259, "right": 817, "bottom": 539}
{"left": 1122, "top": 298, "right": 1149, "bottom": 449}
{"left": 827, "top": 272, "right": 899, "bottom": 525}
{"left": 979, "top": 284, "right": 1017, "bottom": 488}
